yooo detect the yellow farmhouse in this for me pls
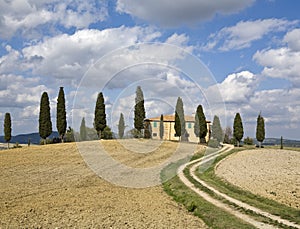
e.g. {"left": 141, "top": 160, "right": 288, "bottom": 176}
{"left": 144, "top": 114, "right": 211, "bottom": 143}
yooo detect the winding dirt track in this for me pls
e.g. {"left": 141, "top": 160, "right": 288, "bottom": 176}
{"left": 178, "top": 144, "right": 300, "bottom": 229}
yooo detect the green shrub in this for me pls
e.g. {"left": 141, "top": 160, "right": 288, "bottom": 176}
{"left": 40, "top": 138, "right": 53, "bottom": 145}
{"left": 13, "top": 142, "right": 22, "bottom": 148}
{"left": 186, "top": 200, "right": 197, "bottom": 212}
{"left": 244, "top": 136, "right": 254, "bottom": 145}
{"left": 208, "top": 139, "right": 219, "bottom": 148}
{"left": 101, "top": 126, "right": 113, "bottom": 139}
{"left": 129, "top": 128, "right": 143, "bottom": 138}
{"left": 230, "top": 137, "right": 237, "bottom": 146}
{"left": 65, "top": 127, "right": 75, "bottom": 142}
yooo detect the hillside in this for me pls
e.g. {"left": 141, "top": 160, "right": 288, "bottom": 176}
{"left": 0, "top": 132, "right": 59, "bottom": 144}
{"left": 262, "top": 138, "right": 300, "bottom": 147}
{"left": 0, "top": 140, "right": 207, "bottom": 228}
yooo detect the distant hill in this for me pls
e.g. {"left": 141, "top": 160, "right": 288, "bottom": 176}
{"left": 1, "top": 133, "right": 299, "bottom": 147}
{"left": 262, "top": 138, "right": 300, "bottom": 147}
{"left": 0, "top": 132, "right": 59, "bottom": 145}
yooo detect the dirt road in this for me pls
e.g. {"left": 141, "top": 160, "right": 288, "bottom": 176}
{"left": 178, "top": 145, "right": 300, "bottom": 229}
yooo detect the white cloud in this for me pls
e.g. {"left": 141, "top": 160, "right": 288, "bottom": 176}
{"left": 22, "top": 105, "right": 40, "bottom": 118}
{"left": 205, "top": 70, "right": 300, "bottom": 138}
{"left": 249, "top": 88, "right": 300, "bottom": 133}
{"left": 21, "top": 26, "right": 163, "bottom": 84}
{"left": 0, "top": 74, "right": 47, "bottom": 108}
{"left": 116, "top": 0, "right": 254, "bottom": 27}
{"left": 284, "top": 29, "right": 300, "bottom": 51}
{"left": 0, "top": 0, "right": 107, "bottom": 39}
{"left": 1, "top": 26, "right": 201, "bottom": 134}
{"left": 1, "top": 26, "right": 196, "bottom": 92}
{"left": 253, "top": 28, "right": 300, "bottom": 86}
{"left": 0, "top": 74, "right": 51, "bottom": 134}
{"left": 0, "top": 45, "right": 22, "bottom": 74}
{"left": 207, "top": 71, "right": 259, "bottom": 103}
{"left": 203, "top": 18, "right": 298, "bottom": 51}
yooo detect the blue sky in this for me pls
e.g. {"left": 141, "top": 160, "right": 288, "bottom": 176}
{"left": 1, "top": 0, "right": 300, "bottom": 140}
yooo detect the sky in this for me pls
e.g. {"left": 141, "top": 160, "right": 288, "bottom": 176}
{"left": 0, "top": 0, "right": 300, "bottom": 140}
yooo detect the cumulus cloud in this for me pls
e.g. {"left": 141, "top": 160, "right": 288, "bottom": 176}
{"left": 0, "top": 74, "right": 47, "bottom": 108}
{"left": 1, "top": 25, "right": 203, "bottom": 134}
{"left": 253, "top": 28, "right": 300, "bottom": 86}
{"left": 207, "top": 71, "right": 259, "bottom": 103}
{"left": 222, "top": 89, "right": 300, "bottom": 138}
{"left": 204, "top": 70, "right": 300, "bottom": 138}
{"left": 116, "top": 0, "right": 254, "bottom": 27}
{"left": 0, "top": 26, "right": 163, "bottom": 87}
{"left": 203, "top": 18, "right": 298, "bottom": 51}
{"left": 0, "top": 45, "right": 22, "bottom": 74}
{"left": 0, "top": 0, "right": 107, "bottom": 39}
{"left": 0, "top": 73, "right": 56, "bottom": 134}
{"left": 1, "top": 25, "right": 197, "bottom": 93}
{"left": 284, "top": 29, "right": 300, "bottom": 51}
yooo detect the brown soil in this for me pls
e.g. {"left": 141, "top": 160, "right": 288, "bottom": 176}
{"left": 0, "top": 140, "right": 207, "bottom": 228}
{"left": 102, "top": 139, "right": 179, "bottom": 168}
{"left": 215, "top": 148, "right": 300, "bottom": 209}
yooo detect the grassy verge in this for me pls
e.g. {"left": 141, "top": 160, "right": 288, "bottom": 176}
{"left": 184, "top": 163, "right": 293, "bottom": 229}
{"left": 161, "top": 160, "right": 255, "bottom": 229}
{"left": 195, "top": 146, "right": 300, "bottom": 225}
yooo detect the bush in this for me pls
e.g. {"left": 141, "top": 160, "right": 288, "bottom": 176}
{"left": 129, "top": 128, "right": 143, "bottom": 138}
{"left": 101, "top": 126, "right": 113, "bottom": 139}
{"left": 244, "top": 137, "right": 254, "bottom": 145}
{"left": 186, "top": 201, "right": 197, "bottom": 212}
{"left": 13, "top": 142, "right": 22, "bottom": 148}
{"left": 65, "top": 127, "right": 75, "bottom": 142}
{"left": 40, "top": 138, "right": 53, "bottom": 145}
{"left": 230, "top": 137, "right": 237, "bottom": 146}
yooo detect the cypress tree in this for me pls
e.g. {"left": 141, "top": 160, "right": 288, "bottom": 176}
{"left": 56, "top": 87, "right": 67, "bottom": 142}
{"left": 159, "top": 114, "right": 164, "bottom": 140}
{"left": 80, "top": 117, "right": 87, "bottom": 141}
{"left": 174, "top": 97, "right": 186, "bottom": 141}
{"left": 256, "top": 113, "right": 265, "bottom": 148}
{"left": 39, "top": 92, "right": 52, "bottom": 143}
{"left": 94, "top": 92, "right": 106, "bottom": 139}
{"left": 174, "top": 111, "right": 181, "bottom": 138}
{"left": 212, "top": 115, "right": 223, "bottom": 143}
{"left": 4, "top": 113, "right": 12, "bottom": 149}
{"left": 134, "top": 86, "right": 146, "bottom": 133}
{"left": 118, "top": 113, "right": 125, "bottom": 139}
{"left": 233, "top": 113, "right": 244, "bottom": 147}
{"left": 223, "top": 126, "right": 232, "bottom": 144}
{"left": 194, "top": 105, "right": 207, "bottom": 143}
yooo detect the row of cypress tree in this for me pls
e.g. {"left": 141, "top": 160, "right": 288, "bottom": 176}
{"left": 2, "top": 87, "right": 67, "bottom": 147}
{"left": 2, "top": 85, "right": 265, "bottom": 146}
{"left": 39, "top": 87, "right": 66, "bottom": 143}
{"left": 233, "top": 112, "right": 265, "bottom": 147}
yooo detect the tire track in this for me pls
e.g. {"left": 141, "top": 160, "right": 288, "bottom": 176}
{"left": 178, "top": 144, "right": 300, "bottom": 229}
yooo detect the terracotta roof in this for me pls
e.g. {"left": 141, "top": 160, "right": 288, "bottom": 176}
{"left": 147, "top": 114, "right": 210, "bottom": 123}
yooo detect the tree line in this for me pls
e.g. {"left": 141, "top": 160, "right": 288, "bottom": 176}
{"left": 2, "top": 85, "right": 265, "bottom": 148}
{"left": 39, "top": 90, "right": 113, "bottom": 143}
